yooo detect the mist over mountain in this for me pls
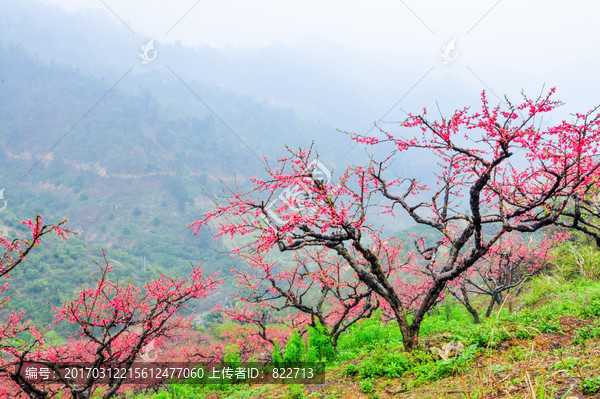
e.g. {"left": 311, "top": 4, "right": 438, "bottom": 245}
{"left": 0, "top": 0, "right": 492, "bottom": 130}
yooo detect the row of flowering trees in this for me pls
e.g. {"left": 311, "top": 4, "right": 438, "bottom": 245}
{"left": 4, "top": 89, "right": 600, "bottom": 397}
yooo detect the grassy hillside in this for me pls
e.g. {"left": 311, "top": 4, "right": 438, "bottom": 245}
{"left": 123, "top": 275, "right": 600, "bottom": 399}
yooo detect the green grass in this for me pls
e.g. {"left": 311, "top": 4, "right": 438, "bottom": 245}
{"left": 129, "top": 384, "right": 269, "bottom": 399}
{"left": 582, "top": 376, "right": 600, "bottom": 394}
{"left": 127, "top": 278, "right": 600, "bottom": 398}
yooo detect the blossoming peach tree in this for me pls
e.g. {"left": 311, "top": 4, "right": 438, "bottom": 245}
{"left": 0, "top": 216, "right": 71, "bottom": 398}
{"left": 0, "top": 216, "right": 221, "bottom": 399}
{"left": 193, "top": 89, "right": 600, "bottom": 351}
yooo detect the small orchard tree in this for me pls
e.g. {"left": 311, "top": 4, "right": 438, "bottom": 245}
{"left": 0, "top": 215, "right": 72, "bottom": 398}
{"left": 0, "top": 226, "right": 221, "bottom": 399}
{"left": 36, "top": 254, "right": 220, "bottom": 399}
{"left": 226, "top": 245, "right": 385, "bottom": 348}
{"left": 223, "top": 303, "right": 309, "bottom": 359}
{"left": 193, "top": 89, "right": 600, "bottom": 351}
{"left": 449, "top": 232, "right": 555, "bottom": 323}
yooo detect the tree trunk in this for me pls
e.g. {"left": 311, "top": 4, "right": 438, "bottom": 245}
{"left": 387, "top": 299, "right": 419, "bottom": 351}
{"left": 71, "top": 389, "right": 92, "bottom": 399}
{"left": 11, "top": 374, "right": 49, "bottom": 399}
{"left": 484, "top": 293, "right": 502, "bottom": 319}
{"left": 403, "top": 325, "right": 420, "bottom": 352}
{"left": 331, "top": 332, "right": 339, "bottom": 349}
{"left": 460, "top": 284, "right": 480, "bottom": 324}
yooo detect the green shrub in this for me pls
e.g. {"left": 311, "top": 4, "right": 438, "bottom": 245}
{"left": 580, "top": 295, "right": 600, "bottom": 318}
{"left": 459, "top": 321, "right": 509, "bottom": 348}
{"left": 567, "top": 245, "right": 600, "bottom": 281}
{"left": 336, "top": 310, "right": 401, "bottom": 360}
{"left": 307, "top": 322, "right": 334, "bottom": 362}
{"left": 506, "top": 307, "right": 562, "bottom": 334}
{"left": 272, "top": 340, "right": 284, "bottom": 366}
{"left": 343, "top": 363, "right": 359, "bottom": 376}
{"left": 537, "top": 318, "right": 561, "bottom": 333}
{"left": 283, "top": 330, "right": 306, "bottom": 364}
{"left": 360, "top": 379, "right": 374, "bottom": 393}
{"left": 224, "top": 344, "right": 241, "bottom": 363}
{"left": 513, "top": 326, "right": 535, "bottom": 339}
{"left": 358, "top": 347, "right": 414, "bottom": 378}
{"left": 573, "top": 325, "right": 600, "bottom": 345}
{"left": 286, "top": 384, "right": 306, "bottom": 399}
{"left": 521, "top": 276, "right": 564, "bottom": 306}
{"left": 413, "top": 344, "right": 478, "bottom": 382}
{"left": 443, "top": 299, "right": 455, "bottom": 321}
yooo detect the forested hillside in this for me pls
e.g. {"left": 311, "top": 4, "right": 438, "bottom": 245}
{"left": 0, "top": 42, "right": 351, "bottom": 324}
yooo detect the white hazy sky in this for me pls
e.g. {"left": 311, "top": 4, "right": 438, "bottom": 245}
{"left": 33, "top": 0, "right": 600, "bottom": 115}
{"left": 37, "top": 0, "right": 594, "bottom": 53}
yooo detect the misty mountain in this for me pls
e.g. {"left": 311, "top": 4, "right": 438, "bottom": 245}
{"left": 0, "top": 41, "right": 347, "bottom": 324}
{"left": 0, "top": 0, "right": 486, "bottom": 131}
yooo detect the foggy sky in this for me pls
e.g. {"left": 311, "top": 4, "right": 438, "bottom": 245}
{"left": 34, "top": 0, "right": 599, "bottom": 110}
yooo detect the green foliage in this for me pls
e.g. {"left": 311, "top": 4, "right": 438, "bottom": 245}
{"left": 513, "top": 325, "right": 535, "bottom": 339}
{"left": 224, "top": 344, "right": 241, "bottom": 364}
{"left": 358, "top": 347, "right": 414, "bottom": 379}
{"left": 503, "top": 306, "right": 565, "bottom": 336}
{"left": 418, "top": 301, "right": 473, "bottom": 337}
{"left": 443, "top": 298, "right": 455, "bottom": 321}
{"left": 413, "top": 344, "right": 479, "bottom": 382}
{"left": 573, "top": 325, "right": 600, "bottom": 345}
{"left": 507, "top": 346, "right": 528, "bottom": 362}
{"left": 141, "top": 383, "right": 267, "bottom": 399}
{"left": 359, "top": 379, "right": 374, "bottom": 394}
{"left": 453, "top": 319, "right": 510, "bottom": 349}
{"left": 343, "top": 363, "right": 359, "bottom": 376}
{"left": 283, "top": 331, "right": 306, "bottom": 364}
{"left": 307, "top": 322, "right": 334, "bottom": 362}
{"left": 272, "top": 340, "right": 283, "bottom": 366}
{"left": 521, "top": 276, "right": 565, "bottom": 306}
{"left": 285, "top": 384, "right": 306, "bottom": 399}
{"left": 579, "top": 294, "right": 600, "bottom": 318}
{"left": 552, "top": 356, "right": 580, "bottom": 371}
{"left": 537, "top": 318, "right": 561, "bottom": 333}
{"left": 559, "top": 244, "right": 600, "bottom": 281}
{"left": 544, "top": 241, "right": 600, "bottom": 295}
{"left": 582, "top": 376, "right": 600, "bottom": 394}
{"left": 336, "top": 310, "right": 401, "bottom": 360}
